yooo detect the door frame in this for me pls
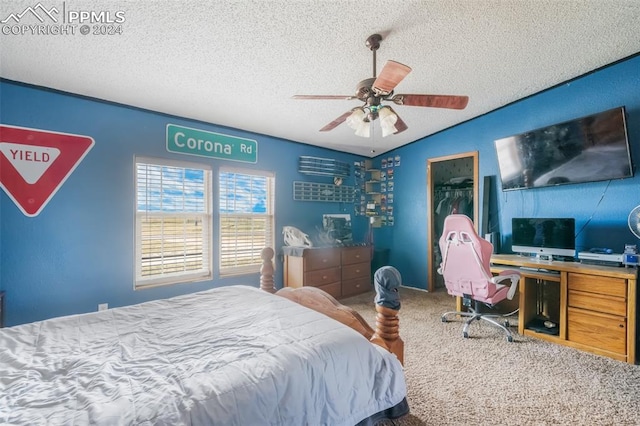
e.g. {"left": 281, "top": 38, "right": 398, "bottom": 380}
{"left": 426, "top": 151, "right": 479, "bottom": 292}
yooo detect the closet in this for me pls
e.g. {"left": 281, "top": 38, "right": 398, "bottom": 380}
{"left": 427, "top": 152, "right": 479, "bottom": 292}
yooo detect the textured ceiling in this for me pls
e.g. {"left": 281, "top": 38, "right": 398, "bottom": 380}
{"left": 1, "top": 0, "right": 640, "bottom": 157}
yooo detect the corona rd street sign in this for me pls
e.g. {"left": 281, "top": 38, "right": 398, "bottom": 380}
{"left": 0, "top": 124, "right": 94, "bottom": 217}
{"left": 166, "top": 124, "right": 257, "bottom": 163}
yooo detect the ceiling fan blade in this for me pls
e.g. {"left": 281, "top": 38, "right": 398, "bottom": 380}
{"left": 391, "top": 94, "right": 469, "bottom": 110}
{"left": 292, "top": 95, "right": 356, "bottom": 100}
{"left": 373, "top": 60, "right": 412, "bottom": 95}
{"left": 393, "top": 114, "right": 408, "bottom": 134}
{"left": 319, "top": 110, "right": 354, "bottom": 132}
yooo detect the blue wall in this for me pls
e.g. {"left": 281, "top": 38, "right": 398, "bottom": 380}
{"left": 0, "top": 81, "right": 367, "bottom": 326}
{"left": 380, "top": 54, "right": 640, "bottom": 289}
{"left": 2, "top": 54, "right": 639, "bottom": 325}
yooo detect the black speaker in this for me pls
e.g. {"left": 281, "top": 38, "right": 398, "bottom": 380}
{"left": 482, "top": 176, "right": 492, "bottom": 236}
{"left": 484, "top": 232, "right": 500, "bottom": 254}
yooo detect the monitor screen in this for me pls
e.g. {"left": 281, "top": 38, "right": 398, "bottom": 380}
{"left": 512, "top": 218, "right": 575, "bottom": 258}
{"left": 495, "top": 107, "right": 633, "bottom": 191}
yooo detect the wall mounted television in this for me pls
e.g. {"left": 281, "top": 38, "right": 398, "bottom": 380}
{"left": 495, "top": 107, "right": 633, "bottom": 191}
{"left": 512, "top": 218, "right": 575, "bottom": 259}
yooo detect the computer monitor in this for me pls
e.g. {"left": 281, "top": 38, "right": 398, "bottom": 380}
{"left": 512, "top": 218, "right": 575, "bottom": 259}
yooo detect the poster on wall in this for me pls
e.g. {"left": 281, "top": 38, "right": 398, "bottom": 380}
{"left": 0, "top": 124, "right": 94, "bottom": 217}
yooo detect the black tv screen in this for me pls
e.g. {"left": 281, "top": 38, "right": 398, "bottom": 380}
{"left": 495, "top": 107, "right": 633, "bottom": 191}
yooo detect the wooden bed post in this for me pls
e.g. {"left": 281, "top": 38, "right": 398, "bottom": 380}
{"left": 373, "top": 305, "right": 404, "bottom": 365}
{"left": 272, "top": 246, "right": 405, "bottom": 365}
{"left": 260, "top": 247, "right": 276, "bottom": 293}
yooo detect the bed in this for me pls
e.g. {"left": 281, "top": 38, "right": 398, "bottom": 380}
{"left": 0, "top": 248, "right": 408, "bottom": 425}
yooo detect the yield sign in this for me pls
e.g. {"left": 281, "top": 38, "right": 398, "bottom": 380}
{"left": 0, "top": 125, "right": 94, "bottom": 217}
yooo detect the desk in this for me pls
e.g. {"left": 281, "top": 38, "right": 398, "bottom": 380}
{"left": 490, "top": 254, "right": 637, "bottom": 364}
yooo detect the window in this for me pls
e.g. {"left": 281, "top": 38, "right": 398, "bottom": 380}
{"left": 219, "top": 168, "right": 275, "bottom": 276}
{"left": 135, "top": 157, "right": 212, "bottom": 288}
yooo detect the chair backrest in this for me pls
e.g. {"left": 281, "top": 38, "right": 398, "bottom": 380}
{"left": 438, "top": 214, "right": 496, "bottom": 300}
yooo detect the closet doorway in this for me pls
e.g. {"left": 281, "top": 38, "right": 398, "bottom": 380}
{"left": 427, "top": 151, "right": 479, "bottom": 292}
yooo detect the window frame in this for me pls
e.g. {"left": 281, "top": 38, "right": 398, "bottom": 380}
{"left": 134, "top": 156, "right": 213, "bottom": 289}
{"left": 218, "top": 167, "right": 275, "bottom": 277}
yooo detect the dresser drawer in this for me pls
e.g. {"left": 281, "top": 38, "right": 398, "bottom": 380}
{"left": 342, "top": 277, "right": 371, "bottom": 298}
{"left": 316, "top": 282, "right": 342, "bottom": 300}
{"left": 568, "top": 290, "right": 626, "bottom": 316}
{"left": 568, "top": 273, "right": 627, "bottom": 298}
{"left": 304, "top": 267, "right": 341, "bottom": 287}
{"left": 341, "top": 246, "right": 371, "bottom": 265}
{"left": 304, "top": 248, "right": 341, "bottom": 271}
{"left": 342, "top": 262, "right": 371, "bottom": 281}
{"left": 567, "top": 307, "right": 626, "bottom": 355}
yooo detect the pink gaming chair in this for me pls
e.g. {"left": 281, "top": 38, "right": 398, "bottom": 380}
{"left": 438, "top": 214, "right": 520, "bottom": 341}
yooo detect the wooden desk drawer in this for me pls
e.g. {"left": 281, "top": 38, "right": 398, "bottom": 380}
{"left": 304, "top": 267, "right": 341, "bottom": 286}
{"left": 568, "top": 273, "right": 626, "bottom": 298}
{"left": 567, "top": 307, "right": 626, "bottom": 355}
{"left": 568, "top": 290, "right": 626, "bottom": 316}
{"left": 341, "top": 246, "right": 371, "bottom": 265}
{"left": 342, "top": 277, "right": 371, "bottom": 298}
{"left": 342, "top": 262, "right": 370, "bottom": 281}
{"left": 304, "top": 249, "right": 341, "bottom": 271}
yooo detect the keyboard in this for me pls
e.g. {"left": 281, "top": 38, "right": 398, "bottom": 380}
{"left": 519, "top": 266, "right": 560, "bottom": 275}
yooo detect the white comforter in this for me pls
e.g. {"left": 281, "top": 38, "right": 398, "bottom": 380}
{"left": 0, "top": 286, "right": 406, "bottom": 425}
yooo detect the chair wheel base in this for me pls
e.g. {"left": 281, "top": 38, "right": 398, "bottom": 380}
{"left": 463, "top": 331, "right": 469, "bottom": 338}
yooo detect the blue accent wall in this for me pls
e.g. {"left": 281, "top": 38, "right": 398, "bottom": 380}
{"left": 379, "top": 54, "right": 640, "bottom": 289}
{"left": 0, "top": 81, "right": 366, "bottom": 326}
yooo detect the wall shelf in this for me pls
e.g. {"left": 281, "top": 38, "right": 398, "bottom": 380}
{"left": 298, "top": 156, "right": 350, "bottom": 177}
{"left": 293, "top": 181, "right": 355, "bottom": 203}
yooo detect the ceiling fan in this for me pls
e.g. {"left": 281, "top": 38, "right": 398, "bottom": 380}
{"left": 292, "top": 33, "right": 469, "bottom": 137}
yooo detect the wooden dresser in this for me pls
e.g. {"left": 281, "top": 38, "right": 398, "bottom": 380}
{"left": 283, "top": 246, "right": 372, "bottom": 300}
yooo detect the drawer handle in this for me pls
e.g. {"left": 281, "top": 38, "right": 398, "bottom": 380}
{"left": 322, "top": 275, "right": 327, "bottom": 280}
{"left": 356, "top": 269, "right": 360, "bottom": 273}
{"left": 322, "top": 259, "right": 327, "bottom": 263}
{"left": 355, "top": 255, "right": 360, "bottom": 258}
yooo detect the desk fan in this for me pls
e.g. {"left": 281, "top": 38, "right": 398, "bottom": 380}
{"left": 629, "top": 205, "right": 640, "bottom": 239}
{"left": 625, "top": 205, "right": 640, "bottom": 267}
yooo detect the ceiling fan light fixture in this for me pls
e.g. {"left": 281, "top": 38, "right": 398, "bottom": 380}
{"left": 378, "top": 106, "right": 397, "bottom": 124}
{"left": 346, "top": 108, "right": 366, "bottom": 130}
{"left": 379, "top": 106, "right": 398, "bottom": 137}
{"left": 354, "top": 120, "right": 371, "bottom": 138}
{"left": 380, "top": 120, "right": 398, "bottom": 137}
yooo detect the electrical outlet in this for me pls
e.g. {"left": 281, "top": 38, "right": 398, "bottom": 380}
{"left": 98, "top": 303, "right": 108, "bottom": 311}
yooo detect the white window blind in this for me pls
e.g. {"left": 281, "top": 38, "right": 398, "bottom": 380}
{"left": 135, "top": 157, "right": 212, "bottom": 288}
{"left": 219, "top": 168, "right": 275, "bottom": 276}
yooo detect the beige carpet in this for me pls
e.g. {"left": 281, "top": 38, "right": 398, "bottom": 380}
{"left": 342, "top": 287, "right": 640, "bottom": 426}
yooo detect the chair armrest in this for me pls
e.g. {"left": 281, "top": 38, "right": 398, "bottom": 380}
{"left": 491, "top": 270, "right": 520, "bottom": 300}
